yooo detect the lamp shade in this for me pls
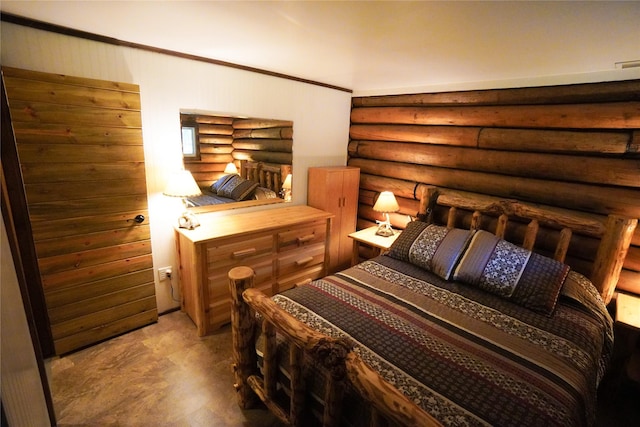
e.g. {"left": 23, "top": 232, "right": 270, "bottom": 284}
{"left": 163, "top": 170, "right": 202, "bottom": 197}
{"left": 282, "top": 173, "right": 292, "bottom": 190}
{"left": 224, "top": 162, "right": 238, "bottom": 174}
{"left": 373, "top": 191, "right": 399, "bottom": 213}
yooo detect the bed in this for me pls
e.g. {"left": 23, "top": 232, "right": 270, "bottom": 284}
{"left": 228, "top": 187, "right": 637, "bottom": 427}
{"left": 187, "top": 160, "right": 290, "bottom": 207}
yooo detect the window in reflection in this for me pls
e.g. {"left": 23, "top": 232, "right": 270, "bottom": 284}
{"left": 181, "top": 126, "right": 197, "bottom": 158}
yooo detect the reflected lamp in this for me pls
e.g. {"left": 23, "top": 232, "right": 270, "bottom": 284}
{"left": 163, "top": 169, "right": 202, "bottom": 229}
{"left": 224, "top": 162, "right": 238, "bottom": 174}
{"left": 373, "top": 191, "right": 399, "bottom": 237}
{"left": 281, "top": 173, "right": 292, "bottom": 202}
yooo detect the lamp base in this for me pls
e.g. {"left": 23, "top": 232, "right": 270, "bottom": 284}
{"left": 280, "top": 189, "right": 291, "bottom": 202}
{"left": 178, "top": 212, "right": 200, "bottom": 230}
{"left": 375, "top": 223, "right": 395, "bottom": 237}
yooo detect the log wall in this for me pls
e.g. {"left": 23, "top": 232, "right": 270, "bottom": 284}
{"left": 182, "top": 114, "right": 293, "bottom": 188}
{"left": 349, "top": 79, "right": 640, "bottom": 294}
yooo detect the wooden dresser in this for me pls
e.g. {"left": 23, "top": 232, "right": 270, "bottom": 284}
{"left": 175, "top": 205, "right": 332, "bottom": 336}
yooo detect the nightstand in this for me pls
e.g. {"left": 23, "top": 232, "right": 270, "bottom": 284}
{"left": 616, "top": 293, "right": 640, "bottom": 383}
{"left": 348, "top": 226, "right": 401, "bottom": 266}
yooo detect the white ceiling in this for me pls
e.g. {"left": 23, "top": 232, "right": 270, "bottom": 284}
{"left": 2, "top": 1, "right": 639, "bottom": 95}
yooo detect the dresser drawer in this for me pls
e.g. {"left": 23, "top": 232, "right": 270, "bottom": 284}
{"left": 278, "top": 264, "right": 325, "bottom": 293}
{"left": 208, "top": 255, "right": 274, "bottom": 301}
{"left": 277, "top": 243, "right": 325, "bottom": 278}
{"left": 206, "top": 234, "right": 273, "bottom": 268}
{"left": 277, "top": 221, "right": 327, "bottom": 253}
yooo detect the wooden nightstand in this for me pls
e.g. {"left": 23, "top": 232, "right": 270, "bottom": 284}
{"left": 616, "top": 293, "right": 640, "bottom": 384}
{"left": 348, "top": 226, "right": 401, "bottom": 266}
{"left": 617, "top": 293, "right": 640, "bottom": 330}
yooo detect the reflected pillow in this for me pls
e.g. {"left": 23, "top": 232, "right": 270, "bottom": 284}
{"left": 217, "top": 174, "right": 259, "bottom": 201}
{"left": 453, "top": 230, "right": 570, "bottom": 315}
{"left": 254, "top": 187, "right": 277, "bottom": 200}
{"left": 388, "top": 222, "right": 475, "bottom": 280}
{"left": 211, "top": 174, "right": 237, "bottom": 194}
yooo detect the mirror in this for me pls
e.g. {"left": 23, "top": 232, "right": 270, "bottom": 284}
{"left": 179, "top": 111, "right": 293, "bottom": 213}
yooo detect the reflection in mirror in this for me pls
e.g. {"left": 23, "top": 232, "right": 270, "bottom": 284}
{"left": 181, "top": 125, "right": 197, "bottom": 158}
{"left": 179, "top": 111, "right": 293, "bottom": 213}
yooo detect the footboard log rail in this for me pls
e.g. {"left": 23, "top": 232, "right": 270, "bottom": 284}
{"left": 229, "top": 266, "right": 442, "bottom": 427}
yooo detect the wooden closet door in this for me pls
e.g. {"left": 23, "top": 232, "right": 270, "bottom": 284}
{"left": 2, "top": 67, "right": 157, "bottom": 355}
{"left": 324, "top": 170, "right": 346, "bottom": 271}
{"left": 337, "top": 168, "right": 360, "bottom": 270}
{"left": 308, "top": 166, "right": 360, "bottom": 273}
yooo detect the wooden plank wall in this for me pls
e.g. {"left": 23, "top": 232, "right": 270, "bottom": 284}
{"left": 2, "top": 66, "right": 157, "bottom": 354}
{"left": 349, "top": 79, "right": 640, "bottom": 294}
{"left": 183, "top": 114, "right": 293, "bottom": 188}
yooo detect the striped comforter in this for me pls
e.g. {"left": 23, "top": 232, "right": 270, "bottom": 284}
{"left": 271, "top": 255, "right": 613, "bottom": 427}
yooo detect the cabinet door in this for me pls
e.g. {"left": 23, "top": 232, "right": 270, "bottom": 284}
{"left": 309, "top": 169, "right": 344, "bottom": 271}
{"left": 336, "top": 168, "right": 360, "bottom": 271}
{"left": 326, "top": 171, "right": 347, "bottom": 268}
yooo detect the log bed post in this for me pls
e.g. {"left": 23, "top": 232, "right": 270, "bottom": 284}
{"left": 230, "top": 265, "right": 354, "bottom": 427}
{"left": 591, "top": 215, "right": 637, "bottom": 304}
{"left": 229, "top": 266, "right": 258, "bottom": 409}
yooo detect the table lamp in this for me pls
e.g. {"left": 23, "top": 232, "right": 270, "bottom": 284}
{"left": 373, "top": 191, "right": 399, "bottom": 236}
{"left": 281, "top": 173, "right": 292, "bottom": 201}
{"left": 163, "top": 169, "right": 202, "bottom": 229}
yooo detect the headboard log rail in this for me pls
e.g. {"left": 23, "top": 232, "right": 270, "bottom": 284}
{"left": 360, "top": 184, "right": 636, "bottom": 301}
{"left": 436, "top": 188, "right": 608, "bottom": 237}
{"left": 239, "top": 160, "right": 291, "bottom": 195}
{"left": 427, "top": 187, "right": 637, "bottom": 304}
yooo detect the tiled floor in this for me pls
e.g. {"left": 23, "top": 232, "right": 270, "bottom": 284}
{"left": 48, "top": 310, "right": 284, "bottom": 426}
{"left": 48, "top": 310, "right": 640, "bottom": 426}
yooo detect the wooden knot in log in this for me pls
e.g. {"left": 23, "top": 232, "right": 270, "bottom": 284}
{"left": 311, "top": 337, "right": 352, "bottom": 380}
{"left": 484, "top": 199, "right": 518, "bottom": 217}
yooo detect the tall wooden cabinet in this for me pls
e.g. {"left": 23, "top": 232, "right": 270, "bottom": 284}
{"left": 307, "top": 166, "right": 360, "bottom": 273}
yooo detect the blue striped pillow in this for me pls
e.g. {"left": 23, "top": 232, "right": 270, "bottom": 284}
{"left": 453, "top": 230, "right": 570, "bottom": 315}
{"left": 388, "top": 222, "right": 476, "bottom": 280}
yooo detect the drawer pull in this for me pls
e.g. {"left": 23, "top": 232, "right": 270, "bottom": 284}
{"left": 297, "top": 234, "right": 315, "bottom": 244}
{"left": 232, "top": 248, "right": 257, "bottom": 258}
{"left": 295, "top": 278, "right": 312, "bottom": 287}
{"left": 295, "top": 256, "right": 314, "bottom": 266}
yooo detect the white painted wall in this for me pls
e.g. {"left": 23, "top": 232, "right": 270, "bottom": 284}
{"left": 1, "top": 22, "right": 353, "bottom": 313}
{"left": 1, "top": 213, "right": 52, "bottom": 426}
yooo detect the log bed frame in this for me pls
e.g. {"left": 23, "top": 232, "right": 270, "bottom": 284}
{"left": 228, "top": 186, "right": 637, "bottom": 427}
{"left": 239, "top": 159, "right": 292, "bottom": 197}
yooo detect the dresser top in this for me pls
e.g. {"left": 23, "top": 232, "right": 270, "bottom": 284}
{"left": 176, "top": 205, "right": 333, "bottom": 244}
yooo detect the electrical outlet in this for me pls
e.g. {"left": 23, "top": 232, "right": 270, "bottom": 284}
{"left": 158, "top": 267, "right": 172, "bottom": 281}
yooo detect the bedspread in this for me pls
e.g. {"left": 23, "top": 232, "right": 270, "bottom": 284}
{"left": 186, "top": 189, "right": 235, "bottom": 206}
{"left": 271, "top": 255, "right": 613, "bottom": 427}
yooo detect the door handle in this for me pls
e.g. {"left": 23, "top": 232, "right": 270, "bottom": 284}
{"left": 133, "top": 214, "right": 145, "bottom": 223}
